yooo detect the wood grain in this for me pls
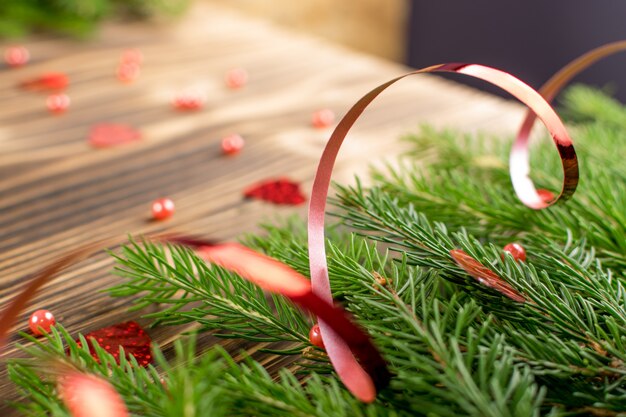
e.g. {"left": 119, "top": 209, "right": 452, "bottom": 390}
{"left": 0, "top": 3, "right": 526, "bottom": 413}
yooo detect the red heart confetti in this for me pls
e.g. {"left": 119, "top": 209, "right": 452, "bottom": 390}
{"left": 89, "top": 124, "right": 142, "bottom": 148}
{"left": 243, "top": 178, "right": 306, "bottom": 205}
{"left": 20, "top": 72, "right": 68, "bottom": 92}
{"left": 76, "top": 321, "right": 153, "bottom": 367}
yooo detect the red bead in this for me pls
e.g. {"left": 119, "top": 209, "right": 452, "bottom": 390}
{"left": 311, "top": 109, "right": 335, "bottom": 128}
{"left": 5, "top": 46, "right": 30, "bottom": 67}
{"left": 225, "top": 68, "right": 248, "bottom": 89}
{"left": 121, "top": 48, "right": 143, "bottom": 65}
{"left": 29, "top": 309, "right": 56, "bottom": 335}
{"left": 117, "top": 62, "right": 140, "bottom": 83}
{"left": 309, "top": 324, "right": 325, "bottom": 349}
{"left": 503, "top": 243, "right": 527, "bottom": 262}
{"left": 46, "top": 93, "right": 70, "bottom": 114}
{"left": 537, "top": 189, "right": 555, "bottom": 203}
{"left": 221, "top": 134, "right": 245, "bottom": 155}
{"left": 152, "top": 198, "right": 175, "bottom": 220}
{"left": 172, "top": 92, "right": 205, "bottom": 111}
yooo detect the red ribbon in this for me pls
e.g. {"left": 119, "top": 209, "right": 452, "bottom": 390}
{"left": 513, "top": 41, "right": 626, "bottom": 205}
{"left": 307, "top": 62, "right": 579, "bottom": 401}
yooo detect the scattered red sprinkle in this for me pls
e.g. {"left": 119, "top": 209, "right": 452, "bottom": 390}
{"left": 311, "top": 109, "right": 335, "bottom": 128}
{"left": 221, "top": 133, "right": 245, "bottom": 155}
{"left": 76, "top": 321, "right": 153, "bottom": 367}
{"left": 88, "top": 123, "right": 142, "bottom": 148}
{"left": 244, "top": 178, "right": 306, "bottom": 205}
{"left": 450, "top": 249, "right": 525, "bottom": 303}
{"left": 117, "top": 62, "right": 140, "bottom": 83}
{"left": 46, "top": 93, "right": 70, "bottom": 114}
{"left": 151, "top": 198, "right": 175, "bottom": 220}
{"left": 309, "top": 324, "right": 325, "bottom": 349}
{"left": 29, "top": 309, "right": 56, "bottom": 336}
{"left": 20, "top": 72, "right": 68, "bottom": 92}
{"left": 537, "top": 189, "right": 555, "bottom": 203}
{"left": 121, "top": 48, "right": 143, "bottom": 65}
{"left": 4, "top": 46, "right": 30, "bottom": 67}
{"left": 502, "top": 243, "right": 527, "bottom": 262}
{"left": 58, "top": 372, "right": 129, "bottom": 417}
{"left": 172, "top": 92, "right": 205, "bottom": 111}
{"left": 225, "top": 68, "right": 248, "bottom": 89}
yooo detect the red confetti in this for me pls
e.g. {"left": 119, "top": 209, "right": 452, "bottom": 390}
{"left": 225, "top": 68, "right": 248, "bottom": 89}
{"left": 29, "top": 309, "right": 55, "bottom": 335}
{"left": 58, "top": 372, "right": 129, "bottom": 417}
{"left": 221, "top": 133, "right": 245, "bottom": 155}
{"left": 244, "top": 178, "right": 306, "bottom": 205}
{"left": 89, "top": 124, "right": 142, "bottom": 148}
{"left": 503, "top": 242, "right": 527, "bottom": 262}
{"left": 76, "top": 321, "right": 153, "bottom": 367}
{"left": 311, "top": 109, "right": 335, "bottom": 128}
{"left": 5, "top": 46, "right": 30, "bottom": 67}
{"left": 450, "top": 249, "right": 525, "bottom": 302}
{"left": 46, "top": 93, "right": 70, "bottom": 114}
{"left": 20, "top": 72, "right": 68, "bottom": 92}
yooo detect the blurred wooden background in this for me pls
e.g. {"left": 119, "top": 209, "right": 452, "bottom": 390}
{"left": 205, "top": 0, "right": 409, "bottom": 62}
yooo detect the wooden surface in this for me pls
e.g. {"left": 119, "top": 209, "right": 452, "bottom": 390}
{"left": 0, "top": 3, "right": 526, "bottom": 412}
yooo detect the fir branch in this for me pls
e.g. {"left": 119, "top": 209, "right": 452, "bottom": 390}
{"left": 9, "top": 326, "right": 171, "bottom": 416}
{"left": 109, "top": 239, "right": 312, "bottom": 351}
{"left": 8, "top": 325, "right": 395, "bottom": 417}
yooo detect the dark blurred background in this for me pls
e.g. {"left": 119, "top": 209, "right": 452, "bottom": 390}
{"left": 408, "top": 0, "right": 626, "bottom": 101}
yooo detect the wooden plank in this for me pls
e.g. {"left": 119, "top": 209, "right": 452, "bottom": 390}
{"left": 0, "top": 3, "right": 526, "bottom": 413}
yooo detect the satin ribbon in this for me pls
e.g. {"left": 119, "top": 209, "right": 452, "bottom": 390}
{"left": 307, "top": 62, "right": 579, "bottom": 402}
{"left": 513, "top": 41, "right": 626, "bottom": 204}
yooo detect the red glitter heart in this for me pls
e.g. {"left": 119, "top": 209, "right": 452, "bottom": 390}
{"left": 243, "top": 178, "right": 306, "bottom": 205}
{"left": 20, "top": 72, "right": 69, "bottom": 92}
{"left": 76, "top": 321, "right": 153, "bottom": 367}
{"left": 89, "top": 124, "right": 142, "bottom": 148}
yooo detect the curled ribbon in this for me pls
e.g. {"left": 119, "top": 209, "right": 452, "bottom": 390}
{"left": 307, "top": 63, "right": 579, "bottom": 401}
{"left": 513, "top": 41, "right": 626, "bottom": 207}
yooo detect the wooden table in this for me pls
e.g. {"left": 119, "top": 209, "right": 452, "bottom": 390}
{"left": 0, "top": 4, "right": 525, "bottom": 412}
